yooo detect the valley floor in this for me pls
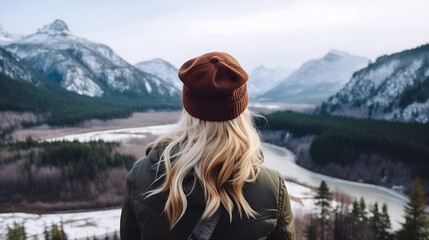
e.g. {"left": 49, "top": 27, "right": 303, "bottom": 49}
{"left": 10, "top": 111, "right": 182, "bottom": 142}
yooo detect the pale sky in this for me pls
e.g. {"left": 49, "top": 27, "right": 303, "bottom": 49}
{"left": 1, "top": 0, "right": 429, "bottom": 72}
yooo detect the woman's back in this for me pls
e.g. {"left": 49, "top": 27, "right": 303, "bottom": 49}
{"left": 121, "top": 147, "right": 295, "bottom": 240}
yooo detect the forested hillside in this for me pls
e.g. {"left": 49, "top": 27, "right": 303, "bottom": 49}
{"left": 0, "top": 138, "right": 136, "bottom": 212}
{"left": 0, "top": 72, "right": 180, "bottom": 126}
{"left": 265, "top": 111, "right": 429, "bottom": 174}
{"left": 321, "top": 44, "right": 429, "bottom": 123}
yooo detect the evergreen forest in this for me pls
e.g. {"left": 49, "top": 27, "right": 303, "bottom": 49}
{"left": 0, "top": 137, "right": 136, "bottom": 212}
{"left": 0, "top": 72, "right": 180, "bottom": 127}
{"left": 263, "top": 111, "right": 429, "bottom": 180}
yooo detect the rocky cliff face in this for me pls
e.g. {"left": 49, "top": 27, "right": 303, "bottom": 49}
{"left": 135, "top": 58, "right": 182, "bottom": 90}
{"left": 0, "top": 47, "right": 34, "bottom": 84}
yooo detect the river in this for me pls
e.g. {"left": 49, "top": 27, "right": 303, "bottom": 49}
{"left": 0, "top": 124, "right": 412, "bottom": 238}
{"left": 261, "top": 143, "right": 408, "bottom": 229}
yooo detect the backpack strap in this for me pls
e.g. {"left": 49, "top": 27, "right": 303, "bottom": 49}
{"left": 188, "top": 208, "right": 222, "bottom": 240}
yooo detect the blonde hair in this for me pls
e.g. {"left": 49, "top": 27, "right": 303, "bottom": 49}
{"left": 146, "top": 109, "right": 263, "bottom": 229}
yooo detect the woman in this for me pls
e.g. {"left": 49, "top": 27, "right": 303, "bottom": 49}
{"left": 120, "top": 52, "right": 295, "bottom": 240}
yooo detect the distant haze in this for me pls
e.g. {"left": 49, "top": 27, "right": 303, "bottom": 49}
{"left": 1, "top": 0, "right": 429, "bottom": 71}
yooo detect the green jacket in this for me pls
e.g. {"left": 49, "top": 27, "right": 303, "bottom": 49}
{"left": 120, "top": 147, "right": 296, "bottom": 240}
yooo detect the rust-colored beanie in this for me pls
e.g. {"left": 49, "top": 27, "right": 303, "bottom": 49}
{"left": 178, "top": 52, "right": 249, "bottom": 121}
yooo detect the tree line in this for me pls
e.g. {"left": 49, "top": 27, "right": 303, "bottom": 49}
{"left": 0, "top": 138, "right": 136, "bottom": 210}
{"left": 307, "top": 178, "right": 429, "bottom": 240}
{"left": 3, "top": 137, "right": 136, "bottom": 180}
{"left": 6, "top": 220, "right": 120, "bottom": 240}
{"left": 0, "top": 72, "right": 180, "bottom": 126}
{"left": 6, "top": 178, "right": 428, "bottom": 240}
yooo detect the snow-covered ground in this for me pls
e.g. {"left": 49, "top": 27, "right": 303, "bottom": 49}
{"left": 47, "top": 124, "right": 176, "bottom": 142}
{"left": 0, "top": 209, "right": 120, "bottom": 240}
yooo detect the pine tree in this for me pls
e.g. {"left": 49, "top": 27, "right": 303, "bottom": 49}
{"left": 370, "top": 202, "right": 381, "bottom": 239}
{"left": 359, "top": 197, "right": 368, "bottom": 226}
{"left": 59, "top": 220, "right": 68, "bottom": 240}
{"left": 350, "top": 197, "right": 373, "bottom": 240}
{"left": 379, "top": 204, "right": 392, "bottom": 240}
{"left": 304, "top": 218, "right": 317, "bottom": 240}
{"left": 44, "top": 224, "right": 50, "bottom": 240}
{"left": 397, "top": 177, "right": 429, "bottom": 240}
{"left": 112, "top": 231, "right": 119, "bottom": 240}
{"left": 6, "top": 222, "right": 26, "bottom": 240}
{"left": 333, "top": 206, "right": 343, "bottom": 240}
{"left": 315, "top": 180, "right": 332, "bottom": 240}
{"left": 50, "top": 223, "right": 68, "bottom": 240}
{"left": 351, "top": 200, "right": 360, "bottom": 225}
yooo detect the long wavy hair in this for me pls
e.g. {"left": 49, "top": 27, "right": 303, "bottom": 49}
{"left": 146, "top": 109, "right": 263, "bottom": 229}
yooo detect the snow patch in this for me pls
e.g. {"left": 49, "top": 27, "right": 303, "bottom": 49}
{"left": 145, "top": 80, "right": 152, "bottom": 93}
{"left": 135, "top": 58, "right": 181, "bottom": 89}
{"left": 365, "top": 60, "right": 399, "bottom": 88}
{"left": 401, "top": 99, "right": 429, "bottom": 123}
{"left": 48, "top": 124, "right": 176, "bottom": 142}
{"left": 0, "top": 49, "right": 32, "bottom": 82}
{"left": 62, "top": 67, "right": 103, "bottom": 97}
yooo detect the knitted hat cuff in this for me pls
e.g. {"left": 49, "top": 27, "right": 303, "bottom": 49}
{"left": 182, "top": 84, "right": 249, "bottom": 121}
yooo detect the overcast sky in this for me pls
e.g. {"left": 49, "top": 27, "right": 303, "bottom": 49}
{"left": 1, "top": 0, "right": 429, "bottom": 72}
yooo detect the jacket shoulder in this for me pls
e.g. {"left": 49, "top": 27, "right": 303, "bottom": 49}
{"left": 126, "top": 147, "right": 161, "bottom": 193}
{"left": 252, "top": 166, "right": 284, "bottom": 196}
{"left": 258, "top": 166, "right": 284, "bottom": 184}
{"left": 240, "top": 166, "right": 284, "bottom": 214}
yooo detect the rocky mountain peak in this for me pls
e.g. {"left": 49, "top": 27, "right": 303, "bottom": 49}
{"left": 0, "top": 24, "right": 22, "bottom": 43}
{"left": 0, "top": 24, "right": 9, "bottom": 36}
{"left": 324, "top": 49, "right": 350, "bottom": 59}
{"left": 37, "top": 19, "right": 70, "bottom": 35}
{"left": 254, "top": 65, "right": 267, "bottom": 71}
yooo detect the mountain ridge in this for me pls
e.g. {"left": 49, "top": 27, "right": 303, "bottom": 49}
{"left": 4, "top": 19, "right": 180, "bottom": 99}
{"left": 135, "top": 58, "right": 182, "bottom": 90}
{"left": 320, "top": 44, "right": 429, "bottom": 123}
{"left": 0, "top": 24, "right": 22, "bottom": 45}
{"left": 260, "top": 50, "right": 370, "bottom": 104}
{"left": 247, "top": 65, "right": 293, "bottom": 97}
{"left": 0, "top": 46, "right": 179, "bottom": 126}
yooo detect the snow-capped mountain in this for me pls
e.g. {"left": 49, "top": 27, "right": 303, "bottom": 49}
{"left": 260, "top": 50, "right": 370, "bottom": 104}
{"left": 0, "top": 24, "right": 22, "bottom": 45}
{"left": 135, "top": 58, "right": 182, "bottom": 89}
{"left": 247, "top": 65, "right": 293, "bottom": 97}
{"left": 4, "top": 19, "right": 180, "bottom": 98}
{"left": 321, "top": 44, "right": 429, "bottom": 123}
{"left": 0, "top": 47, "right": 35, "bottom": 84}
